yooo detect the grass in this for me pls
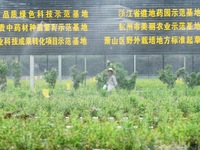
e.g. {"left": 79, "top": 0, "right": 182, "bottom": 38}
{"left": 0, "top": 79, "right": 199, "bottom": 149}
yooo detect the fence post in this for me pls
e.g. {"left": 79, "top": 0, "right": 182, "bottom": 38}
{"left": 30, "top": 55, "right": 34, "bottom": 90}
{"left": 58, "top": 55, "right": 62, "bottom": 83}
{"left": 133, "top": 55, "right": 137, "bottom": 72}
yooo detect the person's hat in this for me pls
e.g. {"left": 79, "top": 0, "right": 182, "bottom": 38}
{"left": 108, "top": 68, "right": 113, "bottom": 71}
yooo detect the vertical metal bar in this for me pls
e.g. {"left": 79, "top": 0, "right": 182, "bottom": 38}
{"left": 134, "top": 55, "right": 136, "bottom": 72}
{"left": 192, "top": 55, "right": 194, "bottom": 72}
{"left": 104, "top": 55, "right": 107, "bottom": 69}
{"left": 30, "top": 55, "right": 34, "bottom": 90}
{"left": 148, "top": 55, "right": 149, "bottom": 78}
{"left": 84, "top": 56, "right": 87, "bottom": 72}
{"left": 58, "top": 55, "right": 62, "bottom": 83}
{"left": 184, "top": 56, "right": 186, "bottom": 70}
{"left": 75, "top": 55, "right": 77, "bottom": 66}
{"left": 133, "top": 55, "right": 134, "bottom": 73}
{"left": 84, "top": 56, "right": 87, "bottom": 88}
{"left": 18, "top": 55, "right": 20, "bottom": 62}
{"left": 47, "top": 55, "right": 49, "bottom": 70}
{"left": 162, "top": 55, "right": 165, "bottom": 69}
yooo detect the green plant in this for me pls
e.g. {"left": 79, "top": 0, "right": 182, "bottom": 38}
{"left": 99, "top": 88, "right": 108, "bottom": 97}
{"left": 186, "top": 122, "right": 200, "bottom": 149}
{"left": 184, "top": 72, "right": 200, "bottom": 88}
{"left": 44, "top": 68, "right": 57, "bottom": 89}
{"left": 96, "top": 71, "right": 108, "bottom": 89}
{"left": 196, "top": 72, "right": 200, "bottom": 85}
{"left": 0, "top": 60, "right": 8, "bottom": 92}
{"left": 12, "top": 61, "right": 22, "bottom": 87}
{"left": 185, "top": 72, "right": 197, "bottom": 88}
{"left": 158, "top": 65, "right": 186, "bottom": 88}
{"left": 70, "top": 65, "right": 87, "bottom": 90}
{"left": 174, "top": 67, "right": 200, "bottom": 88}
{"left": 123, "top": 73, "right": 138, "bottom": 90}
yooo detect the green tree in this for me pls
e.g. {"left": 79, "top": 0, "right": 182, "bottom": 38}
{"left": 158, "top": 65, "right": 177, "bottom": 88}
{"left": 0, "top": 60, "right": 8, "bottom": 92}
{"left": 185, "top": 72, "right": 200, "bottom": 88}
{"left": 12, "top": 61, "right": 22, "bottom": 87}
{"left": 70, "top": 65, "right": 87, "bottom": 90}
{"left": 44, "top": 68, "right": 57, "bottom": 89}
{"left": 96, "top": 70, "right": 108, "bottom": 89}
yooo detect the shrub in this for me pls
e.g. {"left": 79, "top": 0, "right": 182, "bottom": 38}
{"left": 159, "top": 64, "right": 200, "bottom": 88}
{"left": 96, "top": 70, "right": 108, "bottom": 89}
{"left": 185, "top": 72, "right": 197, "bottom": 88}
{"left": 184, "top": 72, "right": 200, "bottom": 88}
{"left": 44, "top": 68, "right": 57, "bottom": 89}
{"left": 123, "top": 73, "right": 138, "bottom": 90}
{"left": 0, "top": 60, "right": 8, "bottom": 92}
{"left": 70, "top": 65, "right": 87, "bottom": 90}
{"left": 158, "top": 65, "right": 177, "bottom": 88}
{"left": 12, "top": 61, "right": 22, "bottom": 87}
{"left": 158, "top": 65, "right": 187, "bottom": 88}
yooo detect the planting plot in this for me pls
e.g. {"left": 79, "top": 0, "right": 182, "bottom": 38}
{"left": 0, "top": 79, "right": 199, "bottom": 149}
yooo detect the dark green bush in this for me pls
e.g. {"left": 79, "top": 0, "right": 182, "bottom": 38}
{"left": 159, "top": 64, "right": 200, "bottom": 89}
{"left": 12, "top": 61, "right": 22, "bottom": 87}
{"left": 44, "top": 68, "right": 57, "bottom": 89}
{"left": 184, "top": 72, "right": 200, "bottom": 88}
{"left": 70, "top": 65, "right": 87, "bottom": 90}
{"left": 158, "top": 65, "right": 177, "bottom": 88}
{"left": 0, "top": 60, "right": 8, "bottom": 92}
{"left": 185, "top": 72, "right": 197, "bottom": 88}
{"left": 95, "top": 70, "right": 107, "bottom": 89}
{"left": 158, "top": 65, "right": 188, "bottom": 88}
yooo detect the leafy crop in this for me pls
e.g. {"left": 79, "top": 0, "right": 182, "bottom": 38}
{"left": 0, "top": 79, "right": 199, "bottom": 149}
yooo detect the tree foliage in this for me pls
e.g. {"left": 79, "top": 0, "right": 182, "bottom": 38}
{"left": 44, "top": 68, "right": 57, "bottom": 89}
{"left": 12, "top": 61, "right": 22, "bottom": 87}
{"left": 185, "top": 72, "right": 200, "bottom": 88}
{"left": 0, "top": 60, "right": 8, "bottom": 92}
{"left": 158, "top": 64, "right": 200, "bottom": 88}
{"left": 158, "top": 65, "right": 188, "bottom": 88}
{"left": 70, "top": 65, "right": 87, "bottom": 90}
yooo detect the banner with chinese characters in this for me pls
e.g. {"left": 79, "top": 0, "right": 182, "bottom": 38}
{"left": 0, "top": 0, "right": 200, "bottom": 55}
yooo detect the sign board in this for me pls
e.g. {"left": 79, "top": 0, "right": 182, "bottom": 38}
{"left": 0, "top": 0, "right": 200, "bottom": 55}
